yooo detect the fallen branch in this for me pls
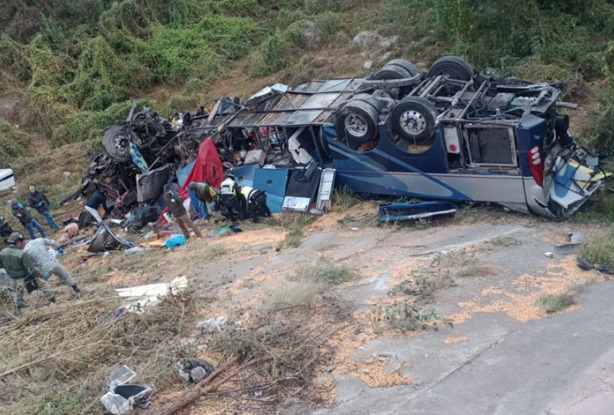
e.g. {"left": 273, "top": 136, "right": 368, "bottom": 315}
{"left": 149, "top": 352, "right": 241, "bottom": 415}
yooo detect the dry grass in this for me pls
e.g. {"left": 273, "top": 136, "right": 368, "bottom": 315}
{"left": 261, "top": 278, "right": 325, "bottom": 311}
{"left": 0, "top": 293, "right": 198, "bottom": 415}
{"left": 206, "top": 288, "right": 345, "bottom": 398}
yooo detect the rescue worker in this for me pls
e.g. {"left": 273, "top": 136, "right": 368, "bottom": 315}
{"left": 0, "top": 232, "right": 55, "bottom": 312}
{"left": 240, "top": 186, "right": 272, "bottom": 222}
{"left": 25, "top": 237, "right": 80, "bottom": 297}
{"left": 218, "top": 172, "right": 246, "bottom": 221}
{"left": 9, "top": 199, "right": 46, "bottom": 239}
{"left": 188, "top": 181, "right": 218, "bottom": 215}
{"left": 163, "top": 185, "right": 202, "bottom": 240}
{"left": 28, "top": 185, "right": 59, "bottom": 229}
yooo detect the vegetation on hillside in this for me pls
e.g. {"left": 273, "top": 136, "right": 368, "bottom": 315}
{"left": 1, "top": 0, "right": 614, "bottom": 176}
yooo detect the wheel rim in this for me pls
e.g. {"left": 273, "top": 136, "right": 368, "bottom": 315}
{"left": 113, "top": 134, "right": 131, "bottom": 157}
{"left": 345, "top": 113, "right": 369, "bottom": 138}
{"left": 399, "top": 110, "right": 427, "bottom": 135}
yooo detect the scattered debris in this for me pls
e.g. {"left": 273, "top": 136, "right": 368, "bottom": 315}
{"left": 165, "top": 235, "right": 186, "bottom": 248}
{"left": 379, "top": 201, "right": 456, "bottom": 222}
{"left": 88, "top": 223, "right": 134, "bottom": 253}
{"left": 196, "top": 316, "right": 228, "bottom": 333}
{"left": 100, "top": 365, "right": 155, "bottom": 415}
{"left": 114, "top": 276, "right": 188, "bottom": 312}
{"left": 577, "top": 257, "right": 613, "bottom": 274}
{"left": 177, "top": 358, "right": 215, "bottom": 383}
{"left": 555, "top": 230, "right": 588, "bottom": 255}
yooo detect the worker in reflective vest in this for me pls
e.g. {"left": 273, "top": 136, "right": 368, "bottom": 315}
{"left": 219, "top": 172, "right": 246, "bottom": 221}
{"left": 239, "top": 186, "right": 271, "bottom": 222}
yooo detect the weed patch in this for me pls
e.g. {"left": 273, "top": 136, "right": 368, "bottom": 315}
{"left": 536, "top": 293, "right": 575, "bottom": 314}
{"left": 578, "top": 231, "right": 614, "bottom": 266}
{"left": 333, "top": 186, "right": 360, "bottom": 210}
{"left": 372, "top": 300, "right": 452, "bottom": 331}
{"left": 391, "top": 271, "right": 455, "bottom": 304}
{"left": 295, "top": 259, "right": 356, "bottom": 285}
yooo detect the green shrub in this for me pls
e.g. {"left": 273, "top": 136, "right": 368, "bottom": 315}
{"left": 294, "top": 259, "right": 356, "bottom": 285}
{"left": 587, "top": 79, "right": 614, "bottom": 152}
{"left": 578, "top": 231, "right": 614, "bottom": 266}
{"left": 512, "top": 61, "right": 585, "bottom": 99}
{"left": 536, "top": 293, "right": 575, "bottom": 314}
{"left": 140, "top": 25, "right": 222, "bottom": 82}
{"left": 52, "top": 100, "right": 152, "bottom": 147}
{"left": 253, "top": 33, "right": 293, "bottom": 76}
{"left": 314, "top": 11, "right": 341, "bottom": 36}
{"left": 197, "top": 15, "right": 259, "bottom": 61}
{"left": 0, "top": 121, "right": 29, "bottom": 167}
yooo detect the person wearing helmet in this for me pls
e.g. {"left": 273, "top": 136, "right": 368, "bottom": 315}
{"left": 218, "top": 172, "right": 246, "bottom": 221}
{"left": 9, "top": 199, "right": 46, "bottom": 239}
{"left": 0, "top": 232, "right": 56, "bottom": 313}
{"left": 240, "top": 186, "right": 271, "bottom": 222}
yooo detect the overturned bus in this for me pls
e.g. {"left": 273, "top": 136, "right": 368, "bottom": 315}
{"left": 206, "top": 56, "right": 608, "bottom": 219}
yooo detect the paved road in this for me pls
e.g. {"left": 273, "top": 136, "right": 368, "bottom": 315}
{"left": 313, "top": 281, "right": 614, "bottom": 415}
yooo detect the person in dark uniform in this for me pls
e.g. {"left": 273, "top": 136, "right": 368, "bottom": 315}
{"left": 163, "top": 185, "right": 202, "bottom": 240}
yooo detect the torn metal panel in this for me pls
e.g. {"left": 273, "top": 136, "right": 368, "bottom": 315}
{"left": 114, "top": 276, "right": 188, "bottom": 313}
{"left": 379, "top": 201, "right": 457, "bottom": 222}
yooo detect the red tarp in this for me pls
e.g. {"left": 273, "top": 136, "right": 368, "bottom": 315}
{"left": 178, "top": 138, "right": 224, "bottom": 198}
{"left": 159, "top": 138, "right": 223, "bottom": 222}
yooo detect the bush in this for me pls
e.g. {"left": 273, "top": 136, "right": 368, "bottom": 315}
{"left": 512, "top": 61, "right": 585, "bottom": 99}
{"left": 253, "top": 33, "right": 293, "bottom": 76}
{"left": 587, "top": 80, "right": 614, "bottom": 153}
{"left": 578, "top": 231, "right": 614, "bottom": 266}
{"left": 52, "top": 99, "right": 152, "bottom": 146}
{"left": 536, "top": 293, "right": 575, "bottom": 314}
{"left": 197, "top": 15, "right": 259, "bottom": 61}
{"left": 294, "top": 259, "right": 356, "bottom": 285}
{"left": 0, "top": 121, "right": 29, "bottom": 167}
